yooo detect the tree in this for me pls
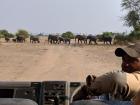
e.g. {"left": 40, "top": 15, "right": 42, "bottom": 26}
{"left": 8, "top": 33, "right": 15, "bottom": 38}
{"left": 124, "top": 10, "right": 140, "bottom": 29}
{"left": 16, "top": 29, "right": 29, "bottom": 38}
{"left": 0, "top": 30, "right": 9, "bottom": 38}
{"left": 102, "top": 32, "right": 113, "bottom": 37}
{"left": 62, "top": 31, "right": 74, "bottom": 39}
{"left": 122, "top": 0, "right": 140, "bottom": 12}
{"left": 128, "top": 30, "right": 140, "bottom": 41}
{"left": 122, "top": 0, "right": 140, "bottom": 30}
{"left": 0, "top": 33, "right": 3, "bottom": 38}
{"left": 0, "top": 29, "right": 15, "bottom": 38}
{"left": 114, "top": 32, "right": 129, "bottom": 45}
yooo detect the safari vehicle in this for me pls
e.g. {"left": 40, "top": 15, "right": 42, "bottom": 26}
{"left": 0, "top": 81, "right": 80, "bottom": 105}
{"left": 0, "top": 81, "right": 133, "bottom": 105}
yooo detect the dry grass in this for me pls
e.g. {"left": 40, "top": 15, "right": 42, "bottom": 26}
{"left": 0, "top": 38, "right": 124, "bottom": 82}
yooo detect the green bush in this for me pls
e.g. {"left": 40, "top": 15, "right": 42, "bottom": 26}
{"left": 114, "top": 34, "right": 129, "bottom": 45}
{"left": 62, "top": 31, "right": 74, "bottom": 39}
{"left": 0, "top": 30, "right": 8, "bottom": 38}
{"left": 102, "top": 32, "right": 113, "bottom": 37}
{"left": 127, "top": 31, "right": 140, "bottom": 42}
{"left": 0, "top": 33, "right": 4, "bottom": 38}
{"left": 0, "top": 30, "right": 15, "bottom": 38}
{"left": 16, "top": 29, "right": 29, "bottom": 38}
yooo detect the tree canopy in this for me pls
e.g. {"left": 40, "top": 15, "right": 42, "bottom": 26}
{"left": 16, "top": 29, "right": 29, "bottom": 38}
{"left": 122, "top": 0, "right": 140, "bottom": 30}
{"left": 0, "top": 30, "right": 14, "bottom": 38}
{"left": 102, "top": 32, "right": 114, "bottom": 37}
{"left": 62, "top": 31, "right": 74, "bottom": 39}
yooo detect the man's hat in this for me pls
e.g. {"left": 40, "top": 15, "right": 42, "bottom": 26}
{"left": 115, "top": 42, "right": 140, "bottom": 58}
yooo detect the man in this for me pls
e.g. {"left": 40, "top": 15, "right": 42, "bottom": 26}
{"left": 73, "top": 42, "right": 140, "bottom": 101}
{"left": 133, "top": 91, "right": 140, "bottom": 105}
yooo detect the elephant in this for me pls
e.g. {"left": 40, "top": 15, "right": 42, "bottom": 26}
{"left": 75, "top": 35, "right": 87, "bottom": 44}
{"left": 30, "top": 36, "right": 40, "bottom": 43}
{"left": 64, "top": 38, "right": 71, "bottom": 44}
{"left": 97, "top": 36, "right": 112, "bottom": 45}
{"left": 87, "top": 35, "right": 97, "bottom": 45}
{"left": 16, "top": 36, "right": 25, "bottom": 43}
{"left": 58, "top": 37, "right": 71, "bottom": 44}
{"left": 58, "top": 37, "right": 65, "bottom": 44}
{"left": 5, "top": 37, "right": 10, "bottom": 42}
{"left": 12, "top": 38, "right": 16, "bottom": 42}
{"left": 48, "top": 35, "right": 59, "bottom": 44}
{"left": 102, "top": 36, "right": 112, "bottom": 45}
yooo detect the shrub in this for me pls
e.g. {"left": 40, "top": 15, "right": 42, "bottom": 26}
{"left": 127, "top": 31, "right": 140, "bottom": 42}
{"left": 16, "top": 29, "right": 29, "bottom": 38}
{"left": 62, "top": 31, "right": 74, "bottom": 39}
{"left": 114, "top": 34, "right": 129, "bottom": 45}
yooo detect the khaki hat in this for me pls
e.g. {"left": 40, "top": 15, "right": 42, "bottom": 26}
{"left": 115, "top": 42, "right": 140, "bottom": 58}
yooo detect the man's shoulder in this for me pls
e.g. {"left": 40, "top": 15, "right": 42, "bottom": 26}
{"left": 106, "top": 70, "right": 140, "bottom": 74}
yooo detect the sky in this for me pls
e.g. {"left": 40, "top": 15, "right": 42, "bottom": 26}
{"left": 0, "top": 0, "right": 131, "bottom": 35}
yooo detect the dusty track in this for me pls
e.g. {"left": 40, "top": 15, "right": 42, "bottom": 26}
{"left": 0, "top": 42, "right": 122, "bottom": 82}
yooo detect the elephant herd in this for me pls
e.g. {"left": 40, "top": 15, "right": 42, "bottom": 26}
{"left": 5, "top": 36, "right": 26, "bottom": 43}
{"left": 48, "top": 34, "right": 113, "bottom": 45}
{"left": 4, "top": 34, "right": 113, "bottom": 45}
{"left": 4, "top": 36, "right": 40, "bottom": 43}
{"left": 48, "top": 35, "right": 71, "bottom": 44}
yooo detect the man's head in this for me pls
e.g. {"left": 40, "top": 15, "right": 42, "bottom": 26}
{"left": 115, "top": 42, "right": 140, "bottom": 73}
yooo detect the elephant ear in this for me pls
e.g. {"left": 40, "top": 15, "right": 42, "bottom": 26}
{"left": 86, "top": 75, "right": 96, "bottom": 87}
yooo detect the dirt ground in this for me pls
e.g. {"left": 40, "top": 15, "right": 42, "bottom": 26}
{"left": 0, "top": 38, "right": 124, "bottom": 82}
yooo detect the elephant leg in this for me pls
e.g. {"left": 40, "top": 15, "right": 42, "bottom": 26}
{"left": 91, "top": 40, "right": 93, "bottom": 44}
{"left": 78, "top": 39, "right": 79, "bottom": 44}
{"left": 84, "top": 40, "right": 86, "bottom": 44}
{"left": 84, "top": 40, "right": 87, "bottom": 44}
{"left": 56, "top": 40, "right": 58, "bottom": 44}
{"left": 95, "top": 41, "right": 97, "bottom": 44}
{"left": 89, "top": 40, "right": 91, "bottom": 44}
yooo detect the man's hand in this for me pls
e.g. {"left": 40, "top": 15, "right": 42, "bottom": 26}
{"left": 86, "top": 75, "right": 96, "bottom": 87}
